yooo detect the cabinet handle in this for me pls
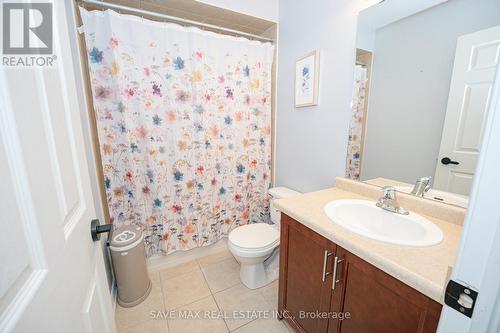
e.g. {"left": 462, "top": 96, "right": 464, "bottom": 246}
{"left": 332, "top": 256, "right": 344, "bottom": 290}
{"left": 322, "top": 250, "right": 333, "bottom": 282}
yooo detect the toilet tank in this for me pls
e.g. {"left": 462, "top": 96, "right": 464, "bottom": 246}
{"left": 268, "top": 187, "right": 301, "bottom": 227}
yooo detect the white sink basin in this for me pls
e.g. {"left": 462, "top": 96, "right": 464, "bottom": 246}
{"left": 394, "top": 186, "right": 469, "bottom": 208}
{"left": 324, "top": 199, "right": 443, "bottom": 247}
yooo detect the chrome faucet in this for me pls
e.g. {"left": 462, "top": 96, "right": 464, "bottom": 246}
{"left": 410, "top": 176, "right": 432, "bottom": 197}
{"left": 376, "top": 186, "right": 409, "bottom": 215}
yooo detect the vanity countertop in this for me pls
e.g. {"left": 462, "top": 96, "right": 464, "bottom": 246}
{"left": 274, "top": 186, "right": 463, "bottom": 303}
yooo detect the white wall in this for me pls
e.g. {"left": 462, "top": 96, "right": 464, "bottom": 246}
{"left": 195, "top": 0, "right": 278, "bottom": 22}
{"left": 356, "top": 23, "right": 376, "bottom": 51}
{"left": 275, "top": 0, "right": 361, "bottom": 192}
{"left": 361, "top": 0, "right": 500, "bottom": 183}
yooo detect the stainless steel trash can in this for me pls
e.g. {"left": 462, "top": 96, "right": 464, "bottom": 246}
{"left": 110, "top": 225, "right": 151, "bottom": 307}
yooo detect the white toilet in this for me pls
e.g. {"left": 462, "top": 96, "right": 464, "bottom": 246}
{"left": 228, "top": 187, "right": 300, "bottom": 289}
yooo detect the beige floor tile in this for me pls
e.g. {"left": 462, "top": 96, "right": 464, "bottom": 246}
{"left": 232, "top": 318, "right": 290, "bottom": 333}
{"left": 168, "top": 296, "right": 228, "bottom": 333}
{"left": 159, "top": 260, "right": 200, "bottom": 281}
{"left": 281, "top": 320, "right": 294, "bottom": 332}
{"left": 213, "top": 283, "right": 274, "bottom": 331}
{"left": 151, "top": 271, "right": 161, "bottom": 284}
{"left": 162, "top": 268, "right": 211, "bottom": 310}
{"left": 115, "top": 272, "right": 165, "bottom": 330}
{"left": 201, "top": 257, "right": 241, "bottom": 293}
{"left": 197, "top": 250, "right": 234, "bottom": 268}
{"left": 118, "top": 319, "right": 169, "bottom": 333}
{"left": 258, "top": 280, "right": 279, "bottom": 309}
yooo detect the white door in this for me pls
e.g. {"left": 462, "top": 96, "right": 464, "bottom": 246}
{"left": 0, "top": 1, "right": 115, "bottom": 332}
{"left": 437, "top": 62, "right": 500, "bottom": 333}
{"left": 434, "top": 25, "right": 500, "bottom": 195}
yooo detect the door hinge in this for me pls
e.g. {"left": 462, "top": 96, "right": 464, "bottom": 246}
{"left": 444, "top": 279, "right": 478, "bottom": 318}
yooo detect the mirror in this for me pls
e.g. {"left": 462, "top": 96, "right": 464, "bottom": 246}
{"left": 346, "top": 0, "right": 500, "bottom": 208}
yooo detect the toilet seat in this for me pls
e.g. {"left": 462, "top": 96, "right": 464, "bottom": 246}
{"left": 230, "top": 240, "right": 279, "bottom": 255}
{"left": 229, "top": 223, "right": 279, "bottom": 253}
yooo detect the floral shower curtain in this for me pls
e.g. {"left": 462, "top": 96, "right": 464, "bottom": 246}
{"left": 80, "top": 9, "right": 274, "bottom": 256}
{"left": 345, "top": 65, "right": 368, "bottom": 180}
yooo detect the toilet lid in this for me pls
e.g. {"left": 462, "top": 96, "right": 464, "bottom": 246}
{"left": 229, "top": 223, "right": 279, "bottom": 250}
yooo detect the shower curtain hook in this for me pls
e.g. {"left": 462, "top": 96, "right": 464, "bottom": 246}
{"left": 140, "top": 0, "right": 144, "bottom": 21}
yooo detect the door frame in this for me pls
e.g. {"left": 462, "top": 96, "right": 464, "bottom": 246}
{"left": 437, "top": 63, "right": 500, "bottom": 332}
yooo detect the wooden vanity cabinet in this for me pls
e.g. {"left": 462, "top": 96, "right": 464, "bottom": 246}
{"left": 328, "top": 247, "right": 442, "bottom": 333}
{"left": 278, "top": 214, "right": 442, "bottom": 333}
{"left": 278, "top": 214, "right": 337, "bottom": 332}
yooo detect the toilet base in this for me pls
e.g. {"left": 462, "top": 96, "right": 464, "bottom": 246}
{"left": 237, "top": 249, "right": 279, "bottom": 289}
{"left": 240, "top": 262, "right": 270, "bottom": 289}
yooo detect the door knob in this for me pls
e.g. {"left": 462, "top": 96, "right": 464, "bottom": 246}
{"left": 441, "top": 157, "right": 460, "bottom": 165}
{"left": 90, "top": 219, "right": 112, "bottom": 241}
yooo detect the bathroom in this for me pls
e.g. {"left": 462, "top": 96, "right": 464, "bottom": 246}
{"left": 1, "top": 0, "right": 500, "bottom": 332}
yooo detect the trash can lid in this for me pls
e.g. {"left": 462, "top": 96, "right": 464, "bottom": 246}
{"left": 110, "top": 225, "right": 143, "bottom": 250}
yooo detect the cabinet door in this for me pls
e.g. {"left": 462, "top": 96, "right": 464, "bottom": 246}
{"left": 328, "top": 247, "right": 442, "bottom": 333}
{"left": 279, "top": 214, "right": 336, "bottom": 333}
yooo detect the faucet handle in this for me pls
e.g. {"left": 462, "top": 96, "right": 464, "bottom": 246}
{"left": 378, "top": 186, "right": 409, "bottom": 215}
{"left": 381, "top": 186, "right": 396, "bottom": 199}
{"left": 418, "top": 176, "right": 432, "bottom": 184}
{"left": 417, "top": 176, "right": 432, "bottom": 193}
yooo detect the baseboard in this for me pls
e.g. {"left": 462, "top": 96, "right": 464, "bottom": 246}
{"left": 147, "top": 238, "right": 229, "bottom": 272}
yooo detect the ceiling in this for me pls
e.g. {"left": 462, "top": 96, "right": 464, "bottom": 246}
{"left": 359, "top": 0, "right": 449, "bottom": 30}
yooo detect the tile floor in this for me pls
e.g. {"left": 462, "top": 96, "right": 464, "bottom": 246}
{"left": 116, "top": 250, "right": 292, "bottom": 333}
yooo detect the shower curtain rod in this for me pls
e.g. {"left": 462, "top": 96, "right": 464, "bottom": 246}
{"left": 80, "top": 0, "right": 273, "bottom": 43}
